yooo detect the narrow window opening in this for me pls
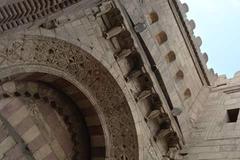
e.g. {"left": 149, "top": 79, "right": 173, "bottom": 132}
{"left": 156, "top": 31, "right": 167, "bottom": 45}
{"left": 216, "top": 83, "right": 227, "bottom": 87}
{"left": 166, "top": 51, "right": 176, "bottom": 63}
{"left": 176, "top": 70, "right": 184, "bottom": 80}
{"left": 148, "top": 11, "right": 158, "bottom": 24}
{"left": 184, "top": 88, "right": 191, "bottom": 99}
{"left": 227, "top": 108, "right": 240, "bottom": 123}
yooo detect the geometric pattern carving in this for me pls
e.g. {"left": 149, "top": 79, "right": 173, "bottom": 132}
{"left": 0, "top": 0, "right": 97, "bottom": 32}
{"left": 0, "top": 36, "right": 139, "bottom": 159}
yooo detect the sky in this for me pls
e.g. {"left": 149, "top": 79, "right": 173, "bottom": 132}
{"left": 181, "top": 0, "right": 240, "bottom": 78}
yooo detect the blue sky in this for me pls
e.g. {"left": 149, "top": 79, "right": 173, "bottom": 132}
{"left": 181, "top": 0, "right": 240, "bottom": 78}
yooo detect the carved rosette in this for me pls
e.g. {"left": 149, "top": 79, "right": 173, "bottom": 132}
{"left": 0, "top": 36, "right": 139, "bottom": 159}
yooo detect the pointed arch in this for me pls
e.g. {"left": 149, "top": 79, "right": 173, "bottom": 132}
{"left": 0, "top": 36, "right": 139, "bottom": 159}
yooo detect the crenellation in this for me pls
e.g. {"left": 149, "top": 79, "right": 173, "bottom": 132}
{"left": 177, "top": 1, "right": 189, "bottom": 16}
{"left": 175, "top": 0, "right": 217, "bottom": 88}
{"left": 185, "top": 19, "right": 196, "bottom": 36}
{"left": 193, "top": 36, "right": 202, "bottom": 48}
{"left": 201, "top": 52, "right": 208, "bottom": 63}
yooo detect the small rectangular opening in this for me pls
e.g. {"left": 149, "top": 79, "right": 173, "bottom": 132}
{"left": 216, "top": 83, "right": 227, "bottom": 87}
{"left": 227, "top": 108, "right": 240, "bottom": 123}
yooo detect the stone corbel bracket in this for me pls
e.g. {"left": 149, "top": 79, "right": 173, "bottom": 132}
{"left": 95, "top": 0, "right": 183, "bottom": 153}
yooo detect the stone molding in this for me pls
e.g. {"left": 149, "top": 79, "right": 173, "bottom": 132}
{"left": 0, "top": 35, "right": 139, "bottom": 159}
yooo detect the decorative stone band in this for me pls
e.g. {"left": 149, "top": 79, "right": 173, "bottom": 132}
{"left": 0, "top": 0, "right": 99, "bottom": 32}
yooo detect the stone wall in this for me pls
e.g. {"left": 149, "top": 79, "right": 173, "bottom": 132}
{"left": 185, "top": 74, "right": 240, "bottom": 160}
{"left": 0, "top": 0, "right": 237, "bottom": 159}
{"left": 0, "top": 0, "right": 187, "bottom": 159}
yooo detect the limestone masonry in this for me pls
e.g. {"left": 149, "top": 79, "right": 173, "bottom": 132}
{"left": 0, "top": 0, "right": 238, "bottom": 160}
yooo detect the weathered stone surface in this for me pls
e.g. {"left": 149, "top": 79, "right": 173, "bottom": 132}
{"left": 0, "top": 0, "right": 237, "bottom": 160}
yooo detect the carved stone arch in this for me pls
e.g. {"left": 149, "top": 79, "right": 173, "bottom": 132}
{"left": 0, "top": 36, "right": 139, "bottom": 159}
{"left": 0, "top": 81, "right": 91, "bottom": 159}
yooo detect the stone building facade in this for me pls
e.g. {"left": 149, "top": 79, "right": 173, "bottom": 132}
{"left": 0, "top": 0, "right": 238, "bottom": 160}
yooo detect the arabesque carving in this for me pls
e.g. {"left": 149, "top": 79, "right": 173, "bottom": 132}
{"left": 0, "top": 36, "right": 139, "bottom": 159}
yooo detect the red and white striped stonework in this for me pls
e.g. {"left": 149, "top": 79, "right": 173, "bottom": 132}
{"left": 0, "top": 81, "right": 97, "bottom": 160}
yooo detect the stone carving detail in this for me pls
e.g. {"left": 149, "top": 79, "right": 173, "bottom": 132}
{"left": 0, "top": 36, "right": 139, "bottom": 159}
{"left": 0, "top": 81, "right": 89, "bottom": 159}
{"left": 0, "top": 0, "right": 87, "bottom": 32}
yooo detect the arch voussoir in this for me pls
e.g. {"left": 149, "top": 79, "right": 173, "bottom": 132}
{"left": 0, "top": 36, "right": 139, "bottom": 160}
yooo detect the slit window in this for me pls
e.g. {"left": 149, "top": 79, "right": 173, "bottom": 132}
{"left": 216, "top": 83, "right": 227, "bottom": 87}
{"left": 166, "top": 51, "right": 176, "bottom": 63}
{"left": 149, "top": 11, "right": 159, "bottom": 24}
{"left": 155, "top": 31, "right": 168, "bottom": 45}
{"left": 226, "top": 108, "right": 240, "bottom": 123}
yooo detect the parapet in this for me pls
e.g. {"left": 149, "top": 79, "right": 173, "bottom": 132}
{"left": 176, "top": 0, "right": 219, "bottom": 85}
{"left": 207, "top": 68, "right": 219, "bottom": 85}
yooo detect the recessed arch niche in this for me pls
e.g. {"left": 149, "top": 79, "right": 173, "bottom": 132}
{"left": 0, "top": 80, "right": 91, "bottom": 159}
{"left": 0, "top": 36, "right": 139, "bottom": 160}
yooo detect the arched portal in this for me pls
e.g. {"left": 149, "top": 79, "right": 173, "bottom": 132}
{"left": 0, "top": 81, "right": 90, "bottom": 159}
{"left": 0, "top": 36, "right": 139, "bottom": 159}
